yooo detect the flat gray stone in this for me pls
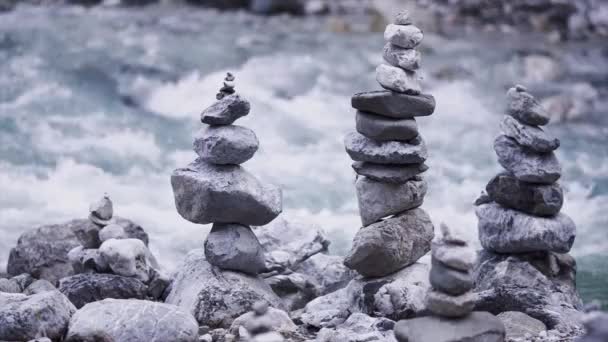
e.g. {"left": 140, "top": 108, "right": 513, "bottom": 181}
{"left": 356, "top": 176, "right": 427, "bottom": 226}
{"left": 497, "top": 311, "right": 546, "bottom": 340}
{"left": 384, "top": 24, "right": 423, "bottom": 49}
{"left": 394, "top": 311, "right": 506, "bottom": 342}
{"left": 352, "top": 161, "right": 427, "bottom": 184}
{"left": 0, "top": 291, "right": 76, "bottom": 341}
{"left": 500, "top": 115, "right": 559, "bottom": 152}
{"left": 383, "top": 43, "right": 420, "bottom": 71}
{"left": 345, "top": 132, "right": 427, "bottom": 165}
{"left": 431, "top": 241, "right": 476, "bottom": 272}
{"left": 476, "top": 202, "right": 576, "bottom": 253}
{"left": 65, "top": 299, "right": 198, "bottom": 342}
{"left": 205, "top": 223, "right": 265, "bottom": 275}
{"left": 99, "top": 238, "right": 154, "bottom": 283}
{"left": 506, "top": 85, "right": 550, "bottom": 126}
{"left": 58, "top": 273, "right": 147, "bottom": 309}
{"left": 71, "top": 219, "right": 102, "bottom": 249}
{"left": 376, "top": 64, "right": 421, "bottom": 94}
{"left": 429, "top": 259, "right": 474, "bottom": 296}
{"left": 486, "top": 172, "right": 563, "bottom": 216}
{"left": 345, "top": 208, "right": 434, "bottom": 277}
{"left": 171, "top": 159, "right": 282, "bottom": 226}
{"left": 356, "top": 111, "right": 418, "bottom": 141}
{"left": 22, "top": 279, "right": 56, "bottom": 295}
{"left": 194, "top": 125, "right": 259, "bottom": 165}
{"left": 494, "top": 135, "right": 561, "bottom": 184}
{"left": 201, "top": 94, "right": 250, "bottom": 125}
{"left": 352, "top": 91, "right": 435, "bottom": 119}
{"left": 426, "top": 289, "right": 476, "bottom": 318}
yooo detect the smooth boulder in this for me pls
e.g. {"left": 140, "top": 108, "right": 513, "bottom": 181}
{"left": 98, "top": 223, "right": 128, "bottom": 242}
{"left": 497, "top": 311, "right": 547, "bottom": 340}
{"left": 486, "top": 172, "right": 563, "bottom": 216}
{"left": 65, "top": 299, "right": 198, "bottom": 342}
{"left": 352, "top": 162, "right": 427, "bottom": 184}
{"left": 356, "top": 111, "right": 418, "bottom": 141}
{"left": 376, "top": 64, "right": 421, "bottom": 94}
{"left": 193, "top": 125, "right": 259, "bottom": 165}
{"left": 204, "top": 223, "right": 265, "bottom": 275}
{"left": 171, "top": 159, "right": 282, "bottom": 225}
{"left": 58, "top": 273, "right": 147, "bottom": 309}
{"left": 98, "top": 238, "right": 154, "bottom": 283}
{"left": 431, "top": 241, "right": 476, "bottom": 272}
{"left": 500, "top": 115, "right": 559, "bottom": 152}
{"left": 384, "top": 24, "right": 423, "bottom": 49}
{"left": 351, "top": 91, "right": 435, "bottom": 119}
{"left": 426, "top": 289, "right": 476, "bottom": 317}
{"left": 201, "top": 94, "right": 250, "bottom": 125}
{"left": 383, "top": 43, "right": 420, "bottom": 70}
{"left": 67, "top": 246, "right": 110, "bottom": 274}
{"left": 476, "top": 202, "right": 576, "bottom": 253}
{"left": 345, "top": 132, "right": 427, "bottom": 165}
{"left": 355, "top": 176, "right": 427, "bottom": 226}
{"left": 429, "top": 259, "right": 474, "bottom": 296}
{"left": 494, "top": 135, "right": 561, "bottom": 184}
{"left": 506, "top": 85, "right": 550, "bottom": 126}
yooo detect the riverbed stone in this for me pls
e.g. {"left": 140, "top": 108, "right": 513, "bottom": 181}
{"left": 351, "top": 91, "right": 435, "bottom": 119}
{"left": 494, "top": 135, "right": 561, "bottom": 184}
{"left": 171, "top": 159, "right": 282, "bottom": 225}
{"left": 67, "top": 246, "right": 110, "bottom": 274}
{"left": 201, "top": 94, "right": 250, "bottom": 125}
{"left": 497, "top": 311, "right": 547, "bottom": 340}
{"left": 355, "top": 176, "right": 427, "bottom": 226}
{"left": 352, "top": 161, "right": 427, "bottom": 183}
{"left": 394, "top": 311, "right": 506, "bottom": 342}
{"left": 506, "top": 85, "right": 550, "bottom": 126}
{"left": 356, "top": 111, "right": 418, "bottom": 141}
{"left": 476, "top": 202, "right": 576, "bottom": 253}
{"left": 98, "top": 223, "right": 128, "bottom": 242}
{"left": 383, "top": 43, "right": 420, "bottom": 71}
{"left": 204, "top": 223, "right": 265, "bottom": 275}
{"left": 429, "top": 259, "right": 474, "bottom": 296}
{"left": 23, "top": 279, "right": 56, "bottom": 295}
{"left": 345, "top": 132, "right": 427, "bottom": 165}
{"left": 316, "top": 313, "right": 397, "bottom": 342}
{"left": 486, "top": 172, "right": 563, "bottom": 216}
{"left": 65, "top": 299, "right": 198, "bottom": 342}
{"left": 345, "top": 208, "right": 433, "bottom": 277}
{"left": 0, "top": 291, "right": 76, "bottom": 341}
{"left": 384, "top": 24, "right": 423, "bottom": 49}
{"left": 98, "top": 238, "right": 154, "bottom": 283}
{"left": 229, "top": 306, "right": 296, "bottom": 336}
{"left": 376, "top": 64, "right": 421, "bottom": 94}
{"left": 426, "top": 288, "right": 476, "bottom": 317}
{"left": 431, "top": 241, "right": 476, "bottom": 272}
{"left": 58, "top": 273, "right": 147, "bottom": 309}
{"left": 71, "top": 219, "right": 102, "bottom": 249}
{"left": 500, "top": 115, "right": 559, "bottom": 152}
{"left": 89, "top": 194, "right": 113, "bottom": 226}
{"left": 194, "top": 125, "right": 259, "bottom": 165}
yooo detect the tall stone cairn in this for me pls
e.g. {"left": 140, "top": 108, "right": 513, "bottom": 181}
{"left": 171, "top": 73, "right": 282, "bottom": 275}
{"left": 394, "top": 224, "right": 506, "bottom": 342}
{"left": 343, "top": 11, "right": 435, "bottom": 278}
{"left": 476, "top": 85, "right": 576, "bottom": 255}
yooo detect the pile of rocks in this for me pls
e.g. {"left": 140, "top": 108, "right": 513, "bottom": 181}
{"left": 474, "top": 85, "right": 583, "bottom": 329}
{"left": 394, "top": 224, "right": 506, "bottom": 342}
{"left": 343, "top": 10, "right": 435, "bottom": 278}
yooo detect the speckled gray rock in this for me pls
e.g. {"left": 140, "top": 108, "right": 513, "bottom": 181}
{"left": 88, "top": 194, "right": 113, "bottom": 226}
{"left": 376, "top": 64, "right": 421, "bottom": 94}
{"left": 476, "top": 203, "right": 576, "bottom": 253}
{"left": 229, "top": 307, "right": 296, "bottom": 336}
{"left": 486, "top": 173, "right": 563, "bottom": 216}
{"left": 99, "top": 238, "right": 154, "bottom": 283}
{"left": 194, "top": 125, "right": 259, "bottom": 165}
{"left": 497, "top": 311, "right": 547, "bottom": 340}
{"left": 355, "top": 176, "right": 427, "bottom": 226}
{"left": 394, "top": 311, "right": 506, "bottom": 342}
{"left": 352, "top": 162, "right": 427, "bottom": 184}
{"left": 71, "top": 219, "right": 102, "bottom": 249}
{"left": 345, "top": 132, "right": 427, "bottom": 165}
{"left": 22, "top": 279, "right": 56, "bottom": 295}
{"left": 164, "top": 249, "right": 284, "bottom": 328}
{"left": 67, "top": 246, "right": 110, "bottom": 274}
{"left": 345, "top": 208, "right": 433, "bottom": 277}
{"left": 0, "top": 277, "right": 21, "bottom": 293}
{"left": 506, "top": 85, "right": 550, "bottom": 126}
{"left": 394, "top": 10, "right": 412, "bottom": 25}
{"left": 429, "top": 259, "right": 474, "bottom": 296}
{"left": 383, "top": 43, "right": 420, "bottom": 71}
{"left": 500, "top": 115, "right": 559, "bottom": 152}
{"left": 351, "top": 91, "right": 435, "bottom": 119}
{"left": 204, "top": 223, "right": 265, "bottom": 275}
{"left": 296, "top": 253, "right": 356, "bottom": 295}
{"left": 494, "top": 135, "right": 561, "bottom": 184}
{"left": 316, "top": 313, "right": 397, "bottom": 342}
{"left": 201, "top": 94, "right": 250, "bottom": 125}
{"left": 356, "top": 111, "right": 418, "bottom": 141}
{"left": 65, "top": 299, "right": 198, "bottom": 342}
{"left": 431, "top": 241, "right": 476, "bottom": 272}
{"left": 384, "top": 24, "right": 423, "bottom": 49}
{"left": 0, "top": 291, "right": 76, "bottom": 341}
{"left": 171, "top": 159, "right": 282, "bottom": 226}
{"left": 112, "top": 216, "right": 150, "bottom": 246}
{"left": 98, "top": 223, "right": 128, "bottom": 242}
{"left": 426, "top": 289, "right": 476, "bottom": 317}
{"left": 58, "top": 273, "right": 147, "bottom": 309}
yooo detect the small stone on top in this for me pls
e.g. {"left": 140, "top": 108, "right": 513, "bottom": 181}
{"left": 217, "top": 72, "right": 237, "bottom": 100}
{"left": 394, "top": 11, "right": 412, "bottom": 25}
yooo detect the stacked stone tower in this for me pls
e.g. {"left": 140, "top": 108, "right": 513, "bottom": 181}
{"left": 476, "top": 85, "right": 575, "bottom": 256}
{"left": 343, "top": 11, "right": 435, "bottom": 277}
{"left": 171, "top": 73, "right": 282, "bottom": 276}
{"left": 394, "top": 224, "right": 505, "bottom": 342}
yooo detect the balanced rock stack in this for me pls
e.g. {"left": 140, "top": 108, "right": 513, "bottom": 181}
{"left": 394, "top": 224, "right": 506, "bottom": 342}
{"left": 171, "top": 72, "right": 282, "bottom": 276}
{"left": 476, "top": 85, "right": 575, "bottom": 256}
{"left": 343, "top": 11, "right": 435, "bottom": 278}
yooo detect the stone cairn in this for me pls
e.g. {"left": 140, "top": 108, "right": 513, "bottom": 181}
{"left": 475, "top": 85, "right": 576, "bottom": 260}
{"left": 343, "top": 11, "right": 435, "bottom": 278}
{"left": 394, "top": 224, "right": 506, "bottom": 342}
{"left": 171, "top": 72, "right": 282, "bottom": 276}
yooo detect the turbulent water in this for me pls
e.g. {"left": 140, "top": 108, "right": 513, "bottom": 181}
{"left": 0, "top": 5, "right": 607, "bottom": 304}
